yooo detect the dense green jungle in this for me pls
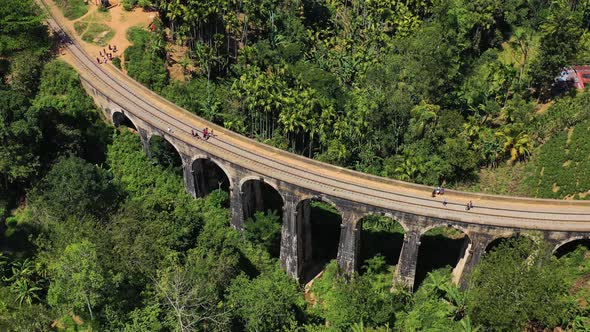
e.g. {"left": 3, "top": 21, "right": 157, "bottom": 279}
{"left": 2, "top": 0, "right": 590, "bottom": 331}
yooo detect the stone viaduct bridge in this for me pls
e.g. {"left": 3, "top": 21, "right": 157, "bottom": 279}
{"left": 45, "top": 2, "right": 590, "bottom": 290}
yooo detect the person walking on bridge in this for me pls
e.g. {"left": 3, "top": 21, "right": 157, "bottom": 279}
{"left": 203, "top": 127, "right": 213, "bottom": 140}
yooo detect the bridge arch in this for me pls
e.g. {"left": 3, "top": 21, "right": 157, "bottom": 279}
{"left": 414, "top": 225, "right": 471, "bottom": 290}
{"left": 147, "top": 133, "right": 183, "bottom": 171}
{"left": 484, "top": 233, "right": 531, "bottom": 253}
{"left": 295, "top": 196, "right": 343, "bottom": 282}
{"left": 191, "top": 156, "right": 231, "bottom": 197}
{"left": 240, "top": 177, "right": 284, "bottom": 221}
{"left": 240, "top": 177, "right": 284, "bottom": 258}
{"left": 420, "top": 223, "right": 469, "bottom": 237}
{"left": 357, "top": 214, "right": 405, "bottom": 273}
{"left": 295, "top": 194, "right": 342, "bottom": 214}
{"left": 553, "top": 236, "right": 590, "bottom": 258}
{"left": 112, "top": 110, "right": 138, "bottom": 130}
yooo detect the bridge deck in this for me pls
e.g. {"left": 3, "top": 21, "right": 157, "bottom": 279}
{"left": 41, "top": 0, "right": 590, "bottom": 232}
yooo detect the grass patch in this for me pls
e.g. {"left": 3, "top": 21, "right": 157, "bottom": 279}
{"left": 455, "top": 161, "right": 533, "bottom": 197}
{"left": 126, "top": 25, "right": 150, "bottom": 46}
{"left": 81, "top": 23, "right": 114, "bottom": 46}
{"left": 73, "top": 20, "right": 88, "bottom": 34}
{"left": 55, "top": 0, "right": 88, "bottom": 20}
{"left": 72, "top": 9, "right": 114, "bottom": 46}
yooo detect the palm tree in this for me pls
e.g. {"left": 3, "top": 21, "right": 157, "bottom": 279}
{"left": 393, "top": 155, "right": 427, "bottom": 182}
{"left": 495, "top": 125, "right": 533, "bottom": 163}
{"left": 442, "top": 283, "right": 467, "bottom": 320}
{"left": 4, "top": 258, "right": 42, "bottom": 306}
{"left": 409, "top": 101, "right": 440, "bottom": 139}
{"left": 10, "top": 278, "right": 41, "bottom": 306}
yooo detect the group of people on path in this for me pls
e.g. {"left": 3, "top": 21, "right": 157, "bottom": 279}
{"left": 432, "top": 186, "right": 445, "bottom": 197}
{"left": 96, "top": 44, "right": 118, "bottom": 64}
{"left": 432, "top": 186, "right": 474, "bottom": 211}
{"left": 191, "top": 127, "right": 213, "bottom": 140}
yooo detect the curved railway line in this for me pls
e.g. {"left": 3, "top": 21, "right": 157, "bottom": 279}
{"left": 41, "top": 0, "right": 590, "bottom": 233}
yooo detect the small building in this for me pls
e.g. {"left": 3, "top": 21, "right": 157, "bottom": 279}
{"left": 555, "top": 66, "right": 590, "bottom": 89}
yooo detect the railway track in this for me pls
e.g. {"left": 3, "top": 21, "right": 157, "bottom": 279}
{"left": 40, "top": 0, "right": 590, "bottom": 231}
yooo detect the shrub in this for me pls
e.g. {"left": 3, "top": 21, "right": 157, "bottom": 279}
{"left": 111, "top": 57, "right": 121, "bottom": 69}
{"left": 121, "top": 0, "right": 137, "bottom": 11}
{"left": 55, "top": 0, "right": 88, "bottom": 20}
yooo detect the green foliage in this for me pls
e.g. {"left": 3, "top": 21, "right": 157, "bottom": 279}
{"left": 112, "top": 0, "right": 590, "bottom": 190}
{"left": 0, "top": 0, "right": 48, "bottom": 59}
{"left": 74, "top": 21, "right": 114, "bottom": 47}
{"left": 47, "top": 240, "right": 105, "bottom": 319}
{"left": 111, "top": 56, "right": 121, "bottom": 69}
{"left": 5, "top": 0, "right": 590, "bottom": 331}
{"left": 467, "top": 238, "right": 569, "bottom": 331}
{"left": 155, "top": 251, "right": 236, "bottom": 331}
{"left": 398, "top": 269, "right": 479, "bottom": 331}
{"left": 55, "top": 0, "right": 89, "bottom": 20}
{"left": 30, "top": 60, "right": 111, "bottom": 164}
{"left": 534, "top": 92, "right": 590, "bottom": 140}
{"left": 161, "top": 78, "right": 228, "bottom": 123}
{"left": 530, "top": 1, "right": 583, "bottom": 99}
{"left": 244, "top": 210, "right": 282, "bottom": 256}
{"left": 121, "top": 0, "right": 137, "bottom": 11}
{"left": 1, "top": 56, "right": 109, "bottom": 211}
{"left": 148, "top": 135, "right": 182, "bottom": 171}
{"left": 124, "top": 27, "right": 168, "bottom": 91}
{"left": 107, "top": 131, "right": 203, "bottom": 250}
{"left": 527, "top": 118, "right": 590, "bottom": 198}
{"left": 309, "top": 260, "right": 406, "bottom": 330}
{"left": 29, "top": 156, "right": 119, "bottom": 220}
{"left": 361, "top": 215, "right": 404, "bottom": 234}
{"left": 228, "top": 268, "right": 304, "bottom": 331}
{"left": 0, "top": 286, "right": 53, "bottom": 332}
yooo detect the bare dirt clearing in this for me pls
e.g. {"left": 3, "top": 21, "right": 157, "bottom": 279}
{"left": 51, "top": 0, "right": 156, "bottom": 65}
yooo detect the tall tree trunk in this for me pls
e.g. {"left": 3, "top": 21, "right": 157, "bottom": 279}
{"left": 85, "top": 293, "right": 94, "bottom": 320}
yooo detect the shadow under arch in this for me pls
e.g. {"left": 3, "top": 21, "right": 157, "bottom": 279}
{"left": 192, "top": 157, "right": 231, "bottom": 197}
{"left": 240, "top": 178, "right": 284, "bottom": 257}
{"left": 414, "top": 225, "right": 470, "bottom": 290}
{"left": 554, "top": 237, "right": 590, "bottom": 258}
{"left": 240, "top": 178, "right": 284, "bottom": 221}
{"left": 148, "top": 134, "right": 183, "bottom": 174}
{"left": 295, "top": 196, "right": 343, "bottom": 283}
{"left": 112, "top": 111, "right": 137, "bottom": 131}
{"left": 358, "top": 214, "right": 405, "bottom": 273}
